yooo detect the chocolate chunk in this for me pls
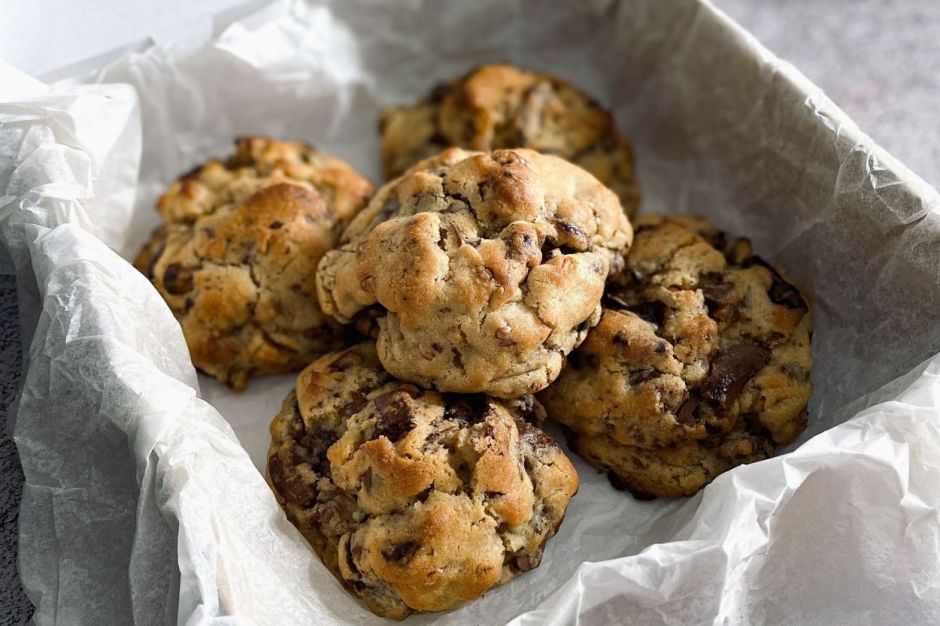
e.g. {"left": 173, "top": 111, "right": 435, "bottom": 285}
{"left": 751, "top": 257, "right": 807, "bottom": 310}
{"left": 162, "top": 263, "right": 194, "bottom": 295}
{"left": 701, "top": 282, "right": 735, "bottom": 306}
{"left": 704, "top": 421, "right": 723, "bottom": 435}
{"left": 539, "top": 236, "right": 559, "bottom": 259}
{"left": 299, "top": 426, "right": 339, "bottom": 477}
{"left": 382, "top": 541, "right": 420, "bottom": 564}
{"left": 344, "top": 538, "right": 361, "bottom": 578}
{"left": 437, "top": 226, "right": 449, "bottom": 251}
{"left": 725, "top": 237, "right": 753, "bottom": 266}
{"left": 507, "top": 231, "right": 538, "bottom": 263}
{"left": 675, "top": 397, "right": 700, "bottom": 425}
{"left": 451, "top": 347, "right": 464, "bottom": 370}
{"left": 701, "top": 344, "right": 771, "bottom": 409}
{"left": 702, "top": 282, "right": 736, "bottom": 320}
{"left": 768, "top": 273, "right": 806, "bottom": 309}
{"left": 443, "top": 394, "right": 489, "bottom": 425}
{"left": 552, "top": 219, "right": 590, "bottom": 251}
{"left": 574, "top": 317, "right": 593, "bottom": 335}
{"left": 513, "top": 554, "right": 536, "bottom": 572}
{"left": 519, "top": 421, "right": 558, "bottom": 451}
{"left": 415, "top": 486, "right": 433, "bottom": 503}
{"left": 628, "top": 368, "right": 657, "bottom": 385}
{"left": 268, "top": 447, "right": 314, "bottom": 506}
{"left": 372, "top": 391, "right": 415, "bottom": 443}
{"left": 628, "top": 301, "right": 667, "bottom": 328}
{"left": 339, "top": 392, "right": 368, "bottom": 417}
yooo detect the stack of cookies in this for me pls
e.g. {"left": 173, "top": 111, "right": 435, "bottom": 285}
{"left": 136, "top": 64, "right": 812, "bottom": 619}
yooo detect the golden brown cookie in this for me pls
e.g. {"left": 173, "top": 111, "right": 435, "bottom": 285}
{"left": 380, "top": 64, "right": 641, "bottom": 217}
{"left": 267, "top": 343, "right": 578, "bottom": 619}
{"left": 539, "top": 214, "right": 812, "bottom": 498}
{"left": 316, "top": 147, "right": 633, "bottom": 398}
{"left": 135, "top": 137, "right": 374, "bottom": 389}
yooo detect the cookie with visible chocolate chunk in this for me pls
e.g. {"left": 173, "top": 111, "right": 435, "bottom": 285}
{"left": 539, "top": 214, "right": 812, "bottom": 498}
{"left": 315, "top": 147, "right": 633, "bottom": 398}
{"left": 266, "top": 343, "right": 578, "bottom": 619}
{"left": 134, "top": 137, "right": 374, "bottom": 390}
{"left": 380, "top": 64, "right": 641, "bottom": 217}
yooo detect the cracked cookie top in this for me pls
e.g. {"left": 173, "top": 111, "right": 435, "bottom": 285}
{"left": 380, "top": 64, "right": 641, "bottom": 218}
{"left": 315, "top": 147, "right": 633, "bottom": 398}
{"left": 539, "top": 214, "right": 812, "bottom": 497}
{"left": 134, "top": 137, "right": 374, "bottom": 389}
{"left": 266, "top": 343, "right": 578, "bottom": 619}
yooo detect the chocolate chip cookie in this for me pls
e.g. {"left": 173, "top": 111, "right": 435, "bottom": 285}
{"left": 134, "top": 137, "right": 374, "bottom": 389}
{"left": 539, "top": 214, "right": 812, "bottom": 498}
{"left": 380, "top": 64, "right": 641, "bottom": 218}
{"left": 267, "top": 343, "right": 578, "bottom": 619}
{"left": 316, "top": 147, "right": 633, "bottom": 398}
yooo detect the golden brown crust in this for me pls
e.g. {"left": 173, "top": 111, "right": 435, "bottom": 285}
{"left": 316, "top": 147, "right": 633, "bottom": 398}
{"left": 266, "top": 344, "right": 578, "bottom": 619}
{"left": 380, "top": 64, "right": 641, "bottom": 217}
{"left": 135, "top": 137, "right": 374, "bottom": 389}
{"left": 157, "top": 136, "right": 372, "bottom": 226}
{"left": 540, "top": 214, "right": 812, "bottom": 497}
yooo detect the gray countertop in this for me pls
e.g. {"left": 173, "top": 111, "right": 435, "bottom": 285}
{"left": 1, "top": 0, "right": 938, "bottom": 621}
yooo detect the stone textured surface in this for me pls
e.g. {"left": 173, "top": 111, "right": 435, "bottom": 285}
{"left": 715, "top": 0, "right": 940, "bottom": 191}
{"left": 1, "top": 0, "right": 938, "bottom": 621}
{"left": 0, "top": 275, "right": 31, "bottom": 622}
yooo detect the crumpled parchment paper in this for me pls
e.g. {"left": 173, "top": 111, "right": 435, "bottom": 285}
{"left": 2, "top": 0, "right": 940, "bottom": 624}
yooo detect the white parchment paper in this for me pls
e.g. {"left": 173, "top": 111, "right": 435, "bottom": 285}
{"left": 2, "top": 1, "right": 940, "bottom": 623}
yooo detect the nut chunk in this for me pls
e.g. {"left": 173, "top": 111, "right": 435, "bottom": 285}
{"left": 134, "top": 137, "right": 374, "bottom": 390}
{"left": 316, "top": 148, "right": 633, "bottom": 398}
{"left": 267, "top": 343, "right": 578, "bottom": 619}
{"left": 540, "top": 214, "right": 813, "bottom": 498}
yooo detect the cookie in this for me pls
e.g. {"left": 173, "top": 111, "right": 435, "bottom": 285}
{"left": 539, "top": 214, "right": 812, "bottom": 498}
{"left": 316, "top": 147, "right": 633, "bottom": 398}
{"left": 380, "top": 64, "right": 641, "bottom": 217}
{"left": 134, "top": 137, "right": 374, "bottom": 389}
{"left": 266, "top": 343, "right": 578, "bottom": 619}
